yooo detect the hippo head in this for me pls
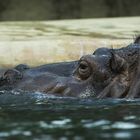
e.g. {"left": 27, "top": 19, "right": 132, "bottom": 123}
{"left": 45, "top": 50, "right": 129, "bottom": 98}
{"left": 73, "top": 52, "right": 129, "bottom": 98}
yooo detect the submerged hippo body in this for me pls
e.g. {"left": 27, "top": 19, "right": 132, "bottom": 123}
{"left": 0, "top": 37, "right": 140, "bottom": 98}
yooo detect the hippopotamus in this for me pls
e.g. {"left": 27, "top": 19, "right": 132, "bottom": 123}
{"left": 0, "top": 36, "right": 140, "bottom": 98}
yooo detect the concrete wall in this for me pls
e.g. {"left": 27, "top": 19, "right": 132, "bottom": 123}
{"left": 0, "top": 0, "right": 140, "bottom": 21}
{"left": 0, "top": 17, "right": 139, "bottom": 67}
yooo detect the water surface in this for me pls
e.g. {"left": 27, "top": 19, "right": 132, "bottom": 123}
{"left": 0, "top": 91, "right": 140, "bottom": 140}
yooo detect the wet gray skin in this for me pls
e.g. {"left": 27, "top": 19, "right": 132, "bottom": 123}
{"left": 0, "top": 51, "right": 128, "bottom": 98}
{"left": 0, "top": 36, "right": 140, "bottom": 98}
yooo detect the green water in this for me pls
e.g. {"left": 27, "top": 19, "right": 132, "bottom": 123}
{"left": 0, "top": 92, "right": 140, "bottom": 140}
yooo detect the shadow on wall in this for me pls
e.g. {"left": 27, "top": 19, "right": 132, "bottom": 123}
{"left": 0, "top": 0, "right": 140, "bottom": 21}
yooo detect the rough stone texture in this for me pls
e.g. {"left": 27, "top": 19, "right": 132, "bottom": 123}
{"left": 0, "top": 17, "right": 139, "bottom": 67}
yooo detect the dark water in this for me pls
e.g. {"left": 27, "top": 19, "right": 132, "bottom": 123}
{"left": 0, "top": 91, "right": 140, "bottom": 140}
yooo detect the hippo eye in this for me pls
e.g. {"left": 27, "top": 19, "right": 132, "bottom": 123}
{"left": 78, "top": 61, "right": 91, "bottom": 79}
{"left": 79, "top": 61, "right": 88, "bottom": 71}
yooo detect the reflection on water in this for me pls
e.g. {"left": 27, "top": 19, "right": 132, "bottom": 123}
{"left": 0, "top": 91, "right": 140, "bottom": 140}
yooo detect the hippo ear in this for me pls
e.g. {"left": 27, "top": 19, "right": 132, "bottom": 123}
{"left": 134, "top": 36, "right": 140, "bottom": 44}
{"left": 110, "top": 52, "right": 127, "bottom": 73}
